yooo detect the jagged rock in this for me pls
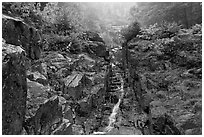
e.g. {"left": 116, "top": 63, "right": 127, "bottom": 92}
{"left": 27, "top": 71, "right": 48, "bottom": 86}
{"left": 72, "top": 124, "right": 86, "bottom": 135}
{"left": 107, "top": 127, "right": 142, "bottom": 135}
{"left": 24, "top": 96, "right": 63, "bottom": 135}
{"left": 2, "top": 39, "right": 26, "bottom": 59}
{"left": 2, "top": 45, "right": 27, "bottom": 134}
{"left": 56, "top": 68, "right": 72, "bottom": 78}
{"left": 180, "top": 120, "right": 198, "bottom": 131}
{"left": 63, "top": 105, "right": 75, "bottom": 124}
{"left": 42, "top": 52, "right": 72, "bottom": 72}
{"left": 138, "top": 114, "right": 182, "bottom": 135}
{"left": 75, "top": 100, "right": 92, "bottom": 117}
{"left": 27, "top": 79, "right": 49, "bottom": 99}
{"left": 82, "top": 31, "right": 105, "bottom": 43}
{"left": 31, "top": 62, "right": 48, "bottom": 76}
{"left": 73, "top": 54, "right": 97, "bottom": 72}
{"left": 62, "top": 72, "right": 85, "bottom": 100}
{"left": 83, "top": 41, "right": 107, "bottom": 58}
{"left": 26, "top": 79, "right": 50, "bottom": 118}
{"left": 2, "top": 14, "right": 42, "bottom": 60}
{"left": 69, "top": 40, "right": 82, "bottom": 54}
{"left": 44, "top": 52, "right": 66, "bottom": 62}
{"left": 51, "top": 118, "right": 73, "bottom": 135}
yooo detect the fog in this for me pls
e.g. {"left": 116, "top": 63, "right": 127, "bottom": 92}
{"left": 57, "top": 2, "right": 137, "bottom": 46}
{"left": 83, "top": 2, "right": 136, "bottom": 26}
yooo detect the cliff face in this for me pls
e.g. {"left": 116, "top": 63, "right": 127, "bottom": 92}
{"left": 2, "top": 14, "right": 42, "bottom": 60}
{"left": 2, "top": 41, "right": 27, "bottom": 135}
{"left": 2, "top": 14, "right": 42, "bottom": 134}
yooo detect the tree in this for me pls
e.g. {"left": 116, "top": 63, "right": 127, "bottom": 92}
{"left": 129, "top": 2, "right": 202, "bottom": 28}
{"left": 2, "top": 2, "right": 43, "bottom": 28}
{"left": 41, "top": 2, "right": 84, "bottom": 35}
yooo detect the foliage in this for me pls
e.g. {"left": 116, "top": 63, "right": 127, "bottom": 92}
{"left": 2, "top": 2, "right": 202, "bottom": 135}
{"left": 41, "top": 2, "right": 84, "bottom": 35}
{"left": 129, "top": 2, "right": 202, "bottom": 28}
{"left": 2, "top": 2, "right": 45, "bottom": 29}
{"left": 125, "top": 22, "right": 202, "bottom": 134}
{"left": 121, "top": 20, "right": 141, "bottom": 42}
{"left": 128, "top": 22, "right": 202, "bottom": 70}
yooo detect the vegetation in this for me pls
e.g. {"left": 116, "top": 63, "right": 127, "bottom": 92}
{"left": 129, "top": 2, "right": 202, "bottom": 28}
{"left": 2, "top": 2, "right": 202, "bottom": 135}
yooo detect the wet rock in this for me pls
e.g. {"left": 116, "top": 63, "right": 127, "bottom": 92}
{"left": 107, "top": 127, "right": 142, "bottom": 135}
{"left": 2, "top": 47, "right": 27, "bottom": 134}
{"left": 2, "top": 14, "right": 42, "bottom": 60}
{"left": 72, "top": 124, "right": 85, "bottom": 135}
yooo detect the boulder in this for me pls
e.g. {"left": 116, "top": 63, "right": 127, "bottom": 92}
{"left": 82, "top": 41, "right": 107, "bottom": 58}
{"left": 24, "top": 96, "right": 63, "bottom": 135}
{"left": 63, "top": 71, "right": 93, "bottom": 100}
{"left": 26, "top": 79, "right": 51, "bottom": 122}
{"left": 2, "top": 43, "right": 27, "bottom": 134}
{"left": 51, "top": 118, "right": 73, "bottom": 135}
{"left": 2, "top": 14, "right": 42, "bottom": 60}
{"left": 63, "top": 72, "right": 84, "bottom": 100}
{"left": 43, "top": 52, "right": 72, "bottom": 71}
{"left": 56, "top": 68, "right": 72, "bottom": 78}
{"left": 82, "top": 31, "right": 105, "bottom": 43}
{"left": 31, "top": 62, "right": 48, "bottom": 76}
{"left": 27, "top": 79, "right": 49, "bottom": 103}
{"left": 27, "top": 71, "right": 48, "bottom": 86}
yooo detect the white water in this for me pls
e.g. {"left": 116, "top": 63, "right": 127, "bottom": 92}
{"left": 104, "top": 74, "right": 124, "bottom": 133}
{"left": 104, "top": 98, "right": 122, "bottom": 132}
{"left": 93, "top": 96, "right": 123, "bottom": 135}
{"left": 93, "top": 68, "right": 125, "bottom": 135}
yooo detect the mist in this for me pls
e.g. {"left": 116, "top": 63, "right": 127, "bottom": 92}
{"left": 83, "top": 2, "right": 136, "bottom": 26}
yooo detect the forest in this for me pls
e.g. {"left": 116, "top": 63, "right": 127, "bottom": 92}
{"left": 2, "top": 2, "right": 202, "bottom": 135}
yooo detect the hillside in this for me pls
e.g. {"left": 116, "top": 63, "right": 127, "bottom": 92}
{"left": 2, "top": 2, "right": 202, "bottom": 135}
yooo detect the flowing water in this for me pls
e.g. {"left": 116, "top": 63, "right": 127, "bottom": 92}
{"left": 93, "top": 91, "right": 124, "bottom": 135}
{"left": 93, "top": 64, "right": 125, "bottom": 135}
{"left": 104, "top": 71, "right": 124, "bottom": 133}
{"left": 104, "top": 98, "right": 122, "bottom": 132}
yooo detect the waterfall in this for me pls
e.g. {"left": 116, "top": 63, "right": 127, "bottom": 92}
{"left": 104, "top": 73, "right": 124, "bottom": 133}
{"left": 104, "top": 98, "right": 122, "bottom": 132}
{"left": 93, "top": 65, "right": 125, "bottom": 135}
{"left": 93, "top": 94, "right": 123, "bottom": 135}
